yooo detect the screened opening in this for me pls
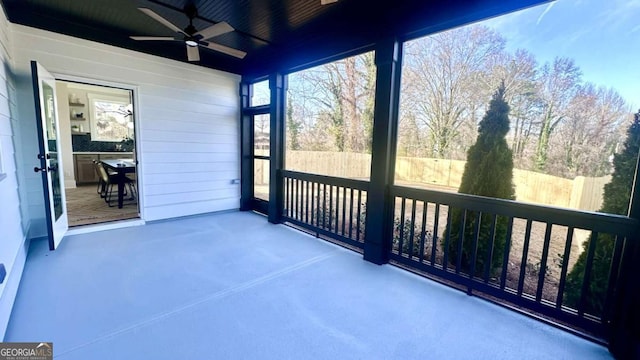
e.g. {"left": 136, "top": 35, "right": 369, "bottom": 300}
{"left": 251, "top": 80, "right": 270, "bottom": 107}
{"left": 247, "top": 80, "right": 271, "bottom": 207}
{"left": 285, "top": 51, "right": 376, "bottom": 180}
{"left": 391, "top": 0, "right": 639, "bottom": 323}
{"left": 395, "top": 0, "right": 638, "bottom": 216}
{"left": 253, "top": 113, "right": 270, "bottom": 201}
{"left": 254, "top": 158, "right": 269, "bottom": 201}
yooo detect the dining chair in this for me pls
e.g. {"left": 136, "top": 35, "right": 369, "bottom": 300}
{"left": 96, "top": 162, "right": 137, "bottom": 207}
{"left": 93, "top": 160, "right": 104, "bottom": 196}
{"left": 93, "top": 159, "right": 117, "bottom": 197}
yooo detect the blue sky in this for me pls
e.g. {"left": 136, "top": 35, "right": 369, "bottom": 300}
{"left": 483, "top": 0, "right": 640, "bottom": 110}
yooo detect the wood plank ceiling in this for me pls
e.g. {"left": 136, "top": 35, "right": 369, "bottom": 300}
{"left": 1, "top": 0, "right": 550, "bottom": 79}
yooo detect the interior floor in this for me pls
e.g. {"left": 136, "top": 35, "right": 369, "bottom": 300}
{"left": 65, "top": 184, "right": 138, "bottom": 227}
{"left": 6, "top": 211, "right": 611, "bottom": 359}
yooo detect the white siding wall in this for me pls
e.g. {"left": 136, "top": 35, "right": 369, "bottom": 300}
{"left": 12, "top": 25, "right": 241, "bottom": 231}
{"left": 0, "top": 7, "right": 29, "bottom": 339}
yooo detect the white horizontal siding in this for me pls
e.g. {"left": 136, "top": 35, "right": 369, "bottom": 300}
{"left": 142, "top": 108, "right": 239, "bottom": 128}
{"left": 145, "top": 161, "right": 238, "bottom": 174}
{"left": 0, "top": 6, "right": 28, "bottom": 340}
{"left": 141, "top": 130, "right": 236, "bottom": 144}
{"left": 138, "top": 93, "right": 237, "bottom": 116}
{"left": 144, "top": 180, "right": 235, "bottom": 196}
{"left": 145, "top": 189, "right": 236, "bottom": 207}
{"left": 142, "top": 141, "right": 237, "bottom": 154}
{"left": 14, "top": 31, "right": 237, "bottom": 86}
{"left": 143, "top": 170, "right": 239, "bottom": 185}
{"left": 144, "top": 152, "right": 237, "bottom": 164}
{"left": 144, "top": 198, "right": 239, "bottom": 221}
{"left": 12, "top": 25, "right": 241, "bottom": 224}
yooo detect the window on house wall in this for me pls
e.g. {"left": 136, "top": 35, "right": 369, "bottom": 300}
{"left": 88, "top": 94, "right": 134, "bottom": 142}
{"left": 394, "top": 0, "right": 639, "bottom": 216}
{"left": 285, "top": 51, "right": 376, "bottom": 180}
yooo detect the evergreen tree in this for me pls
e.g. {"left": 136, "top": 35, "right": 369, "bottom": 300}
{"left": 445, "top": 83, "right": 515, "bottom": 275}
{"left": 564, "top": 109, "right": 640, "bottom": 316}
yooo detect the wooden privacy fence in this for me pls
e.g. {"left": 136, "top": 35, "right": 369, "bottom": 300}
{"left": 254, "top": 151, "right": 611, "bottom": 212}
{"left": 394, "top": 157, "right": 611, "bottom": 211}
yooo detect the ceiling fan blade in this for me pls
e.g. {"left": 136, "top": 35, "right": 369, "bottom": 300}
{"left": 193, "top": 22, "right": 234, "bottom": 41}
{"left": 186, "top": 45, "right": 200, "bottom": 62}
{"left": 138, "top": 8, "right": 186, "bottom": 35}
{"left": 130, "top": 36, "right": 177, "bottom": 41}
{"left": 321, "top": 0, "right": 339, "bottom": 4}
{"left": 202, "top": 41, "right": 246, "bottom": 59}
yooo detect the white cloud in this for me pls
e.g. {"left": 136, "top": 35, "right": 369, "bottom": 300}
{"left": 536, "top": 2, "right": 556, "bottom": 25}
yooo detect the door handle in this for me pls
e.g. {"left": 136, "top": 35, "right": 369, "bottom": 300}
{"left": 34, "top": 166, "right": 52, "bottom": 173}
{"left": 37, "top": 153, "right": 51, "bottom": 160}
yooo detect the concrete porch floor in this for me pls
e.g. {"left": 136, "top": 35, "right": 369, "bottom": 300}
{"left": 6, "top": 211, "right": 611, "bottom": 359}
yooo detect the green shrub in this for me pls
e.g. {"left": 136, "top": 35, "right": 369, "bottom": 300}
{"left": 445, "top": 83, "right": 515, "bottom": 276}
{"left": 564, "top": 110, "right": 640, "bottom": 315}
{"left": 392, "top": 217, "right": 430, "bottom": 257}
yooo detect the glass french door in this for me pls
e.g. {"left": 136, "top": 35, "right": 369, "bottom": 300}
{"left": 31, "top": 61, "right": 68, "bottom": 250}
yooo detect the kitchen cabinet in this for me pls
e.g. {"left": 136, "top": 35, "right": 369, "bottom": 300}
{"left": 74, "top": 153, "right": 134, "bottom": 184}
{"left": 74, "top": 154, "right": 99, "bottom": 184}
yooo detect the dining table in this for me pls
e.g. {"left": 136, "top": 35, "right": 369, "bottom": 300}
{"left": 100, "top": 159, "right": 136, "bottom": 208}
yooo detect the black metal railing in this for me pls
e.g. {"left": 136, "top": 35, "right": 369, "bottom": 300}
{"left": 282, "top": 170, "right": 368, "bottom": 249}
{"left": 390, "top": 185, "right": 637, "bottom": 339}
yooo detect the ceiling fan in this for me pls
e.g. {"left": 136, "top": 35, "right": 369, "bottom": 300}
{"left": 130, "top": 2, "right": 246, "bottom": 61}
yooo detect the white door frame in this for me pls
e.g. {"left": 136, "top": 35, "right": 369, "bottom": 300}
{"left": 52, "top": 73, "right": 146, "bottom": 231}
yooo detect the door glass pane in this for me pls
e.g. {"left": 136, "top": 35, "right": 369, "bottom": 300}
{"left": 43, "top": 81, "right": 63, "bottom": 220}
{"left": 254, "top": 114, "right": 270, "bottom": 156}
{"left": 254, "top": 158, "right": 269, "bottom": 201}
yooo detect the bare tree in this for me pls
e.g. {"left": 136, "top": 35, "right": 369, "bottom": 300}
{"left": 401, "top": 25, "right": 506, "bottom": 159}
{"left": 361, "top": 51, "right": 376, "bottom": 153}
{"left": 397, "top": 112, "right": 424, "bottom": 157}
{"left": 481, "top": 49, "right": 542, "bottom": 168}
{"left": 287, "top": 53, "right": 376, "bottom": 153}
{"left": 534, "top": 57, "right": 582, "bottom": 171}
{"left": 286, "top": 92, "right": 302, "bottom": 150}
{"left": 285, "top": 22, "right": 632, "bottom": 188}
{"left": 548, "top": 84, "right": 630, "bottom": 177}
